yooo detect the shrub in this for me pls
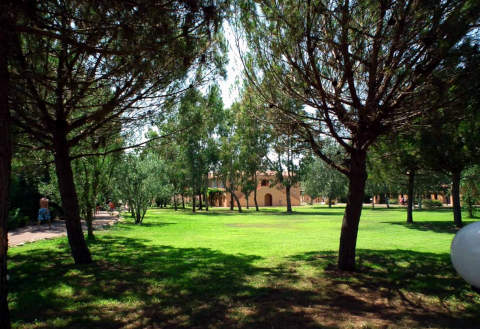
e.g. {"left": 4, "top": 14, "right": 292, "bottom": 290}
{"left": 422, "top": 199, "right": 443, "bottom": 209}
{"left": 8, "top": 208, "right": 30, "bottom": 230}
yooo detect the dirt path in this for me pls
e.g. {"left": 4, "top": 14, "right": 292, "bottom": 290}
{"left": 8, "top": 211, "right": 120, "bottom": 247}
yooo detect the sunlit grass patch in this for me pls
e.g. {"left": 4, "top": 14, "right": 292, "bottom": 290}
{"left": 8, "top": 206, "right": 480, "bottom": 328}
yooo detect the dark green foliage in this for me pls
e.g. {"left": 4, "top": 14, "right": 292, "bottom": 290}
{"left": 8, "top": 175, "right": 41, "bottom": 225}
{"left": 6, "top": 209, "right": 29, "bottom": 230}
{"left": 235, "top": 0, "right": 480, "bottom": 270}
{"left": 422, "top": 199, "right": 443, "bottom": 210}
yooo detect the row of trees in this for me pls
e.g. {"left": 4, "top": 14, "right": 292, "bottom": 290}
{"left": 132, "top": 84, "right": 304, "bottom": 215}
{"left": 233, "top": 0, "right": 480, "bottom": 271}
{"left": 2, "top": 1, "right": 480, "bottom": 327}
{"left": 1, "top": 0, "right": 231, "bottom": 326}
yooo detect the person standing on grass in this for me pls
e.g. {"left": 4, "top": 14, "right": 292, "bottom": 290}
{"left": 38, "top": 197, "right": 51, "bottom": 228}
{"left": 108, "top": 201, "right": 115, "bottom": 215}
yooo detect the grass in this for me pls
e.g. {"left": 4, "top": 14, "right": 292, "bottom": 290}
{"left": 8, "top": 206, "right": 480, "bottom": 328}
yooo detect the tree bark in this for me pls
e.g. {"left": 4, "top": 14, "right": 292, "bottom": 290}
{"left": 135, "top": 205, "right": 141, "bottom": 224}
{"left": 254, "top": 185, "right": 259, "bottom": 211}
{"left": 198, "top": 192, "right": 203, "bottom": 210}
{"left": 328, "top": 198, "right": 332, "bottom": 208}
{"left": 417, "top": 194, "right": 422, "bottom": 210}
{"left": 82, "top": 163, "right": 94, "bottom": 240}
{"left": 232, "top": 192, "right": 242, "bottom": 213}
{"left": 407, "top": 170, "right": 415, "bottom": 224}
{"left": 385, "top": 194, "right": 390, "bottom": 208}
{"left": 173, "top": 195, "right": 177, "bottom": 211}
{"left": 192, "top": 194, "right": 196, "bottom": 213}
{"left": 181, "top": 194, "right": 185, "bottom": 209}
{"left": 230, "top": 192, "right": 234, "bottom": 211}
{"left": 286, "top": 185, "right": 292, "bottom": 213}
{"left": 204, "top": 190, "right": 208, "bottom": 211}
{"left": 338, "top": 150, "right": 367, "bottom": 271}
{"left": 0, "top": 16, "right": 12, "bottom": 328}
{"left": 85, "top": 208, "right": 94, "bottom": 239}
{"left": 452, "top": 170, "right": 463, "bottom": 228}
{"left": 245, "top": 191, "right": 250, "bottom": 209}
{"left": 53, "top": 131, "right": 92, "bottom": 264}
{"left": 130, "top": 202, "right": 135, "bottom": 218}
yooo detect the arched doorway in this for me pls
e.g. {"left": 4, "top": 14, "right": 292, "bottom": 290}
{"left": 264, "top": 193, "right": 272, "bottom": 206}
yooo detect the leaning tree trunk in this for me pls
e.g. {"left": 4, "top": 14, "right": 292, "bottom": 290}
{"left": 285, "top": 185, "right": 292, "bottom": 213}
{"left": 407, "top": 170, "right": 415, "bottom": 224}
{"left": 0, "top": 18, "right": 12, "bottom": 328}
{"left": 452, "top": 170, "right": 463, "bottom": 228}
{"left": 338, "top": 150, "right": 367, "bottom": 271}
{"left": 53, "top": 130, "right": 92, "bottom": 264}
{"left": 230, "top": 192, "right": 234, "bottom": 211}
{"left": 232, "top": 192, "right": 243, "bottom": 213}
{"left": 254, "top": 186, "right": 259, "bottom": 211}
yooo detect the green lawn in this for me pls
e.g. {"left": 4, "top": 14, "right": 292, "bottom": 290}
{"left": 8, "top": 206, "right": 480, "bottom": 328}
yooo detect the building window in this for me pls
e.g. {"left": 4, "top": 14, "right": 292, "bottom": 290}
{"left": 261, "top": 179, "right": 268, "bottom": 187}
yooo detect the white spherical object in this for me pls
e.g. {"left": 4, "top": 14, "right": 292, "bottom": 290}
{"left": 451, "top": 222, "right": 480, "bottom": 288}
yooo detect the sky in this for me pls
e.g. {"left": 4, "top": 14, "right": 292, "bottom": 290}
{"left": 218, "top": 23, "right": 243, "bottom": 109}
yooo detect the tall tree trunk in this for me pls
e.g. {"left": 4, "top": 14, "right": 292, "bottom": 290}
{"left": 232, "top": 192, "right": 242, "bottom": 213}
{"left": 199, "top": 192, "right": 203, "bottom": 210}
{"left": 130, "top": 201, "right": 135, "bottom": 218}
{"left": 174, "top": 195, "right": 177, "bottom": 211}
{"left": 328, "top": 198, "right": 332, "bottom": 208}
{"left": 230, "top": 192, "right": 234, "bottom": 211}
{"left": 135, "top": 205, "right": 141, "bottom": 224}
{"left": 338, "top": 150, "right": 367, "bottom": 271}
{"left": 371, "top": 196, "right": 375, "bottom": 208}
{"left": 0, "top": 17, "right": 12, "bottom": 328}
{"left": 407, "top": 170, "right": 415, "bottom": 224}
{"left": 385, "top": 194, "right": 390, "bottom": 208}
{"left": 452, "top": 170, "right": 463, "bottom": 228}
{"left": 85, "top": 208, "right": 94, "bottom": 240}
{"left": 417, "top": 194, "right": 422, "bottom": 210}
{"left": 286, "top": 185, "right": 292, "bottom": 213}
{"left": 254, "top": 185, "right": 259, "bottom": 211}
{"left": 467, "top": 201, "right": 474, "bottom": 218}
{"left": 192, "top": 194, "right": 196, "bottom": 213}
{"left": 181, "top": 194, "right": 185, "bottom": 209}
{"left": 82, "top": 163, "right": 94, "bottom": 240}
{"left": 53, "top": 132, "right": 92, "bottom": 264}
{"left": 204, "top": 189, "right": 208, "bottom": 211}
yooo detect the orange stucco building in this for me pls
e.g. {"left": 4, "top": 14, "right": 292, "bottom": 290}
{"left": 208, "top": 173, "right": 302, "bottom": 207}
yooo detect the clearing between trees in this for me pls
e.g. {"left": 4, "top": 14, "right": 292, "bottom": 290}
{"left": 8, "top": 206, "right": 480, "bottom": 329}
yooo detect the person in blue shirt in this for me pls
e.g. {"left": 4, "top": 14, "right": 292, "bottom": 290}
{"left": 38, "top": 197, "right": 51, "bottom": 228}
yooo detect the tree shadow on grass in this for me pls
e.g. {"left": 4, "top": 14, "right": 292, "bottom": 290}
{"left": 10, "top": 237, "right": 480, "bottom": 329}
{"left": 288, "top": 249, "right": 480, "bottom": 328}
{"left": 381, "top": 220, "right": 476, "bottom": 234}
{"left": 9, "top": 237, "right": 329, "bottom": 329}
